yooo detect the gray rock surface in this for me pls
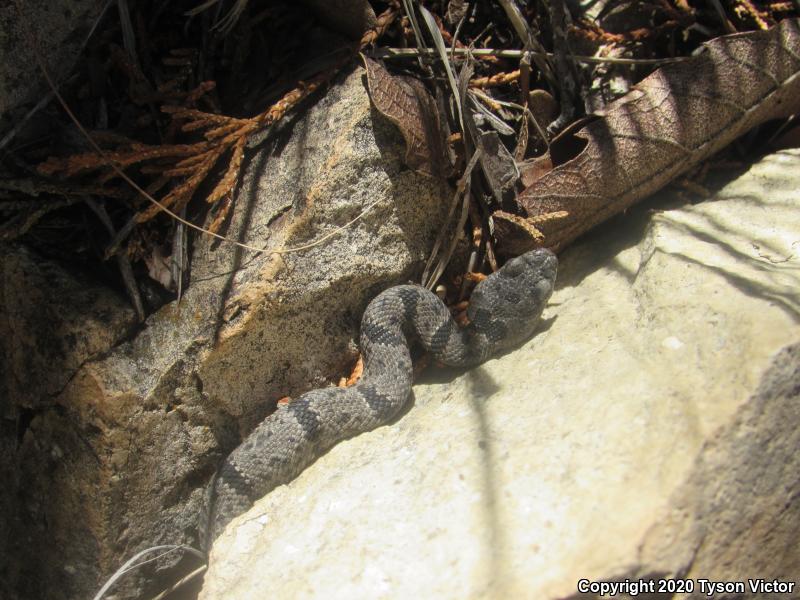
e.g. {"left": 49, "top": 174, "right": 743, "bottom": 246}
{"left": 0, "top": 0, "right": 107, "bottom": 120}
{"left": 0, "top": 66, "right": 452, "bottom": 600}
{"left": 200, "top": 150, "right": 800, "bottom": 599}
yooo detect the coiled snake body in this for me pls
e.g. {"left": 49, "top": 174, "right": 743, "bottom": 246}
{"left": 205, "top": 248, "right": 557, "bottom": 545}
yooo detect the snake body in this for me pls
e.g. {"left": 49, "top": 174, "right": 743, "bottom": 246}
{"left": 205, "top": 248, "right": 557, "bottom": 545}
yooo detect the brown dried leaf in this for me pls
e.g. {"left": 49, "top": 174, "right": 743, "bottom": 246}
{"left": 518, "top": 154, "right": 554, "bottom": 188}
{"left": 144, "top": 245, "right": 174, "bottom": 290}
{"left": 510, "top": 18, "right": 800, "bottom": 253}
{"left": 361, "top": 55, "right": 448, "bottom": 178}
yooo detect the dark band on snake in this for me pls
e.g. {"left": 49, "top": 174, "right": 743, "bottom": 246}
{"left": 204, "top": 248, "right": 557, "bottom": 548}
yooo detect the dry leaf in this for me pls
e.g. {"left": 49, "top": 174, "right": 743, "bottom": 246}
{"left": 361, "top": 55, "right": 448, "bottom": 178}
{"left": 144, "top": 245, "right": 175, "bottom": 290}
{"left": 507, "top": 18, "right": 800, "bottom": 253}
{"left": 518, "top": 154, "right": 554, "bottom": 188}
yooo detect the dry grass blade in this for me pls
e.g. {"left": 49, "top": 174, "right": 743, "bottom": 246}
{"left": 401, "top": 0, "right": 427, "bottom": 54}
{"left": 147, "top": 565, "right": 207, "bottom": 600}
{"left": 495, "top": 0, "right": 556, "bottom": 89}
{"left": 116, "top": 0, "right": 138, "bottom": 61}
{"left": 422, "top": 148, "right": 482, "bottom": 289}
{"left": 91, "top": 544, "right": 205, "bottom": 600}
{"left": 710, "top": 0, "right": 739, "bottom": 32}
{"left": 418, "top": 3, "right": 463, "bottom": 128}
{"left": 469, "top": 92, "right": 516, "bottom": 135}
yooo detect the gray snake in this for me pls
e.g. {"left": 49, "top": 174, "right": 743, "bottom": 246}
{"left": 205, "top": 248, "right": 557, "bottom": 546}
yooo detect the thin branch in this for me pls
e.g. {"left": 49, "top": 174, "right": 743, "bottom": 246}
{"left": 85, "top": 197, "right": 146, "bottom": 321}
{"left": 370, "top": 46, "right": 692, "bottom": 65}
{"left": 14, "top": 0, "right": 380, "bottom": 259}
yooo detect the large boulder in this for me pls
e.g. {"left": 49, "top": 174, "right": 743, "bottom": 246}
{"left": 0, "top": 245, "right": 137, "bottom": 600}
{"left": 200, "top": 150, "right": 800, "bottom": 599}
{"left": 0, "top": 66, "right": 452, "bottom": 600}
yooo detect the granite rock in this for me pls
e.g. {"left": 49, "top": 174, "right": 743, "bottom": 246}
{"left": 200, "top": 150, "right": 800, "bottom": 600}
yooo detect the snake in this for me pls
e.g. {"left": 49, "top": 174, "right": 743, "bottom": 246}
{"left": 204, "top": 248, "right": 558, "bottom": 547}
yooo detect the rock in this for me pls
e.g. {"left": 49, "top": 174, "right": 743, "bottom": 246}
{"left": 0, "top": 245, "right": 137, "bottom": 600}
{"left": 0, "top": 66, "right": 452, "bottom": 600}
{"left": 0, "top": 245, "right": 137, "bottom": 411}
{"left": 200, "top": 150, "right": 800, "bottom": 599}
{"left": 299, "top": 0, "right": 377, "bottom": 40}
{"left": 0, "top": 0, "right": 107, "bottom": 123}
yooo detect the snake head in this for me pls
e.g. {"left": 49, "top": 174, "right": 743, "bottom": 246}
{"left": 467, "top": 248, "right": 558, "bottom": 353}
